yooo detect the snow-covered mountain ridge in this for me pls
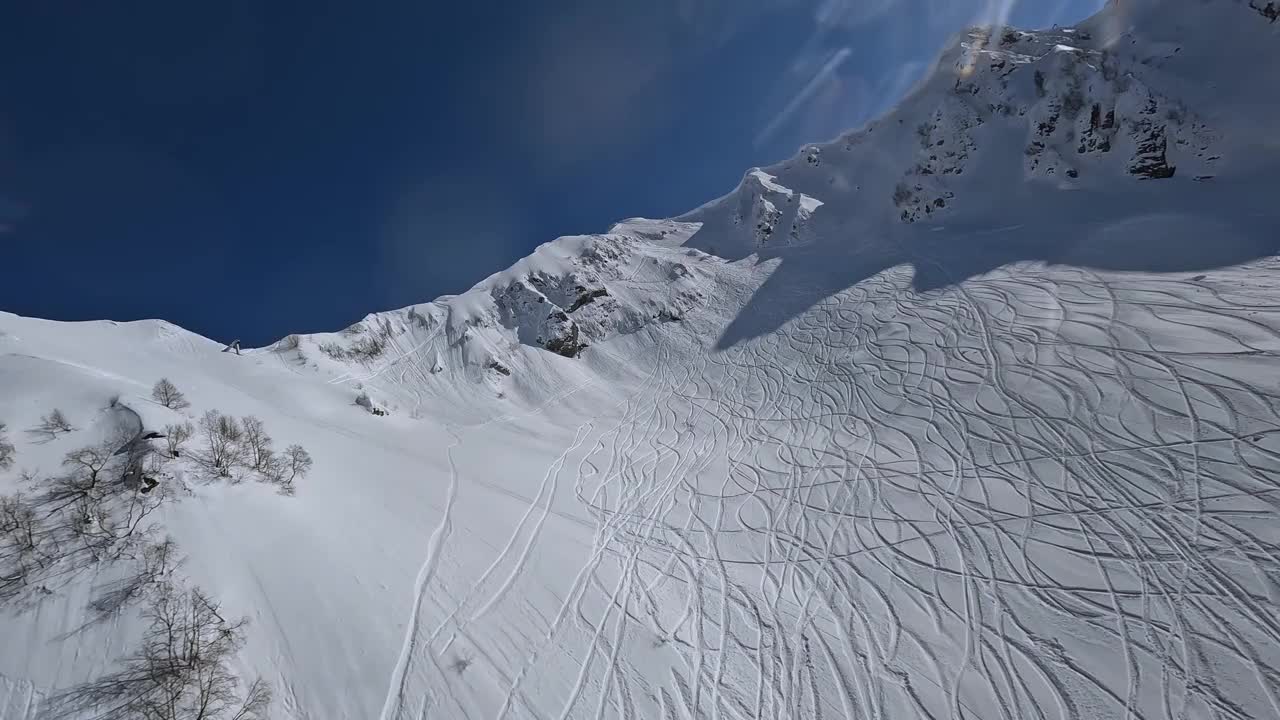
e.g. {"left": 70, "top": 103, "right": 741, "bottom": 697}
{"left": 3, "top": 1, "right": 1280, "bottom": 719}
{"left": 292, "top": 0, "right": 1278, "bottom": 402}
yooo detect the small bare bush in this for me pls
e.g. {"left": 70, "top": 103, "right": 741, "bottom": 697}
{"left": 240, "top": 416, "right": 274, "bottom": 473}
{"left": 274, "top": 445, "right": 312, "bottom": 495}
{"left": 199, "top": 411, "right": 245, "bottom": 477}
{"left": 87, "top": 537, "right": 183, "bottom": 620}
{"left": 151, "top": 378, "right": 191, "bottom": 410}
{"left": 52, "top": 583, "right": 272, "bottom": 719}
{"left": 317, "top": 341, "right": 347, "bottom": 360}
{"left": 283, "top": 445, "right": 312, "bottom": 482}
{"left": 164, "top": 421, "right": 194, "bottom": 458}
{"left": 47, "top": 446, "right": 162, "bottom": 562}
{"left": 35, "top": 408, "right": 74, "bottom": 439}
{"left": 0, "top": 422, "right": 14, "bottom": 471}
{"left": 0, "top": 493, "right": 46, "bottom": 590}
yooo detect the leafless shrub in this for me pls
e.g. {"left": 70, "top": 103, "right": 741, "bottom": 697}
{"left": 164, "top": 422, "right": 194, "bottom": 458}
{"left": 0, "top": 437, "right": 168, "bottom": 604}
{"left": 34, "top": 408, "right": 74, "bottom": 439}
{"left": 274, "top": 445, "right": 312, "bottom": 495}
{"left": 51, "top": 583, "right": 272, "bottom": 720}
{"left": 53, "top": 445, "right": 116, "bottom": 501}
{"left": 87, "top": 537, "right": 183, "bottom": 620}
{"left": 283, "top": 445, "right": 312, "bottom": 481}
{"left": 34, "top": 440, "right": 164, "bottom": 566}
{"left": 317, "top": 341, "right": 347, "bottom": 360}
{"left": 240, "top": 416, "right": 274, "bottom": 473}
{"left": 349, "top": 335, "right": 386, "bottom": 361}
{"left": 319, "top": 334, "right": 386, "bottom": 363}
{"left": 260, "top": 453, "right": 287, "bottom": 488}
{"left": 0, "top": 493, "right": 47, "bottom": 592}
{"left": 151, "top": 378, "right": 191, "bottom": 410}
{"left": 199, "top": 411, "right": 245, "bottom": 477}
{"left": 0, "top": 422, "right": 14, "bottom": 471}
{"left": 55, "top": 485, "right": 161, "bottom": 564}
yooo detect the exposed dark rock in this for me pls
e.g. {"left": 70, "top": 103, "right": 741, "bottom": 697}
{"left": 567, "top": 288, "right": 610, "bottom": 313}
{"left": 1251, "top": 1, "right": 1279, "bottom": 22}
{"left": 544, "top": 323, "right": 587, "bottom": 358}
{"left": 1129, "top": 126, "right": 1177, "bottom": 178}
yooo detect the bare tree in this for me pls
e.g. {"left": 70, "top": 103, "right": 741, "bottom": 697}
{"left": 239, "top": 417, "right": 273, "bottom": 473}
{"left": 51, "top": 583, "right": 273, "bottom": 719}
{"left": 0, "top": 433, "right": 171, "bottom": 604}
{"left": 0, "top": 422, "right": 14, "bottom": 471}
{"left": 49, "top": 444, "right": 116, "bottom": 504}
{"left": 0, "top": 493, "right": 46, "bottom": 593}
{"left": 151, "top": 378, "right": 191, "bottom": 411}
{"left": 88, "top": 537, "right": 183, "bottom": 620}
{"left": 283, "top": 445, "right": 312, "bottom": 484}
{"left": 0, "top": 494, "right": 41, "bottom": 555}
{"left": 33, "top": 440, "right": 163, "bottom": 564}
{"left": 262, "top": 445, "right": 312, "bottom": 495}
{"left": 35, "top": 408, "right": 74, "bottom": 439}
{"left": 260, "top": 454, "right": 286, "bottom": 487}
{"left": 164, "top": 422, "right": 194, "bottom": 458}
{"left": 198, "top": 411, "right": 245, "bottom": 477}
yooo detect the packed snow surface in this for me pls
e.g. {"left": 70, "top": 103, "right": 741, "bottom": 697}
{"left": 4, "top": 1, "right": 1280, "bottom": 718}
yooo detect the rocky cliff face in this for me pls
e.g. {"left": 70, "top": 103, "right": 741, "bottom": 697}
{"left": 288, "top": 0, "right": 1279, "bottom": 391}
{"left": 891, "top": 22, "right": 1226, "bottom": 221}
{"left": 287, "top": 222, "right": 710, "bottom": 393}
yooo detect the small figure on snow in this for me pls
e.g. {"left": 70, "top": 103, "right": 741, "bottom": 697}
{"left": 222, "top": 339, "right": 242, "bottom": 355}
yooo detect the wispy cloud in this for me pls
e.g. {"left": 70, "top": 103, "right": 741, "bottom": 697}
{"left": 755, "top": 48, "right": 852, "bottom": 147}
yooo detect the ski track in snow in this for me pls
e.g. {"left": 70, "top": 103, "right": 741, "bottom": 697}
{"left": 379, "top": 425, "right": 462, "bottom": 720}
{"left": 383, "top": 258, "right": 1280, "bottom": 719}
{"left": 0, "top": 675, "right": 43, "bottom": 720}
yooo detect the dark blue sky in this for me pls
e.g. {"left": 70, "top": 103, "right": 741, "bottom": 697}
{"left": 0, "top": 0, "right": 1099, "bottom": 345}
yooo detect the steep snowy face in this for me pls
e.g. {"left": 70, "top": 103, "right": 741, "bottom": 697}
{"left": 285, "top": 2, "right": 1280, "bottom": 395}
{"left": 275, "top": 219, "right": 721, "bottom": 412}
{"left": 948, "top": 24, "right": 1222, "bottom": 185}
{"left": 684, "top": 0, "right": 1276, "bottom": 241}
{"left": 731, "top": 169, "right": 824, "bottom": 248}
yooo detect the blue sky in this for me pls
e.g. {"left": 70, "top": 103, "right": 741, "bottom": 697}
{"left": 0, "top": 0, "right": 1101, "bottom": 345}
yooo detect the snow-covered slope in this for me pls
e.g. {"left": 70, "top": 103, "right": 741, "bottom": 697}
{"left": 4, "top": 1, "right": 1280, "bottom": 718}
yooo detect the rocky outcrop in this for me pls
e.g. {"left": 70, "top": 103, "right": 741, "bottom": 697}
{"left": 895, "top": 101, "right": 976, "bottom": 222}
{"left": 890, "top": 21, "right": 1223, "bottom": 221}
{"left": 733, "top": 170, "right": 822, "bottom": 247}
{"left": 495, "top": 281, "right": 589, "bottom": 358}
{"left": 567, "top": 287, "right": 609, "bottom": 313}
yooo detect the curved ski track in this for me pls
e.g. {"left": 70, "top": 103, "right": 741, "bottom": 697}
{"left": 382, "top": 259, "right": 1280, "bottom": 720}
